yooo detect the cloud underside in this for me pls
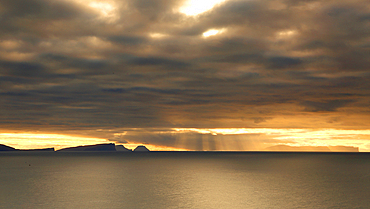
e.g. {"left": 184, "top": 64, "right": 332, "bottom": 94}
{"left": 0, "top": 0, "right": 370, "bottom": 149}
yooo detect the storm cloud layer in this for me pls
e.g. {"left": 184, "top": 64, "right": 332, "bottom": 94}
{"left": 0, "top": 0, "right": 369, "bottom": 150}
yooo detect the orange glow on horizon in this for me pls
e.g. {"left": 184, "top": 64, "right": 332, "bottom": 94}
{"left": 0, "top": 132, "right": 109, "bottom": 150}
{"left": 0, "top": 132, "right": 188, "bottom": 151}
{"left": 171, "top": 128, "right": 370, "bottom": 151}
{"left": 1, "top": 128, "right": 370, "bottom": 152}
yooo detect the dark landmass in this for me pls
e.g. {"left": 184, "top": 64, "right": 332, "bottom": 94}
{"left": 0, "top": 144, "right": 360, "bottom": 153}
{"left": 133, "top": 145, "right": 150, "bottom": 152}
{"left": 19, "top": 148, "right": 55, "bottom": 152}
{"left": 0, "top": 144, "right": 17, "bottom": 151}
{"left": 0, "top": 143, "right": 140, "bottom": 152}
{"left": 116, "top": 145, "right": 132, "bottom": 152}
{"left": 0, "top": 144, "right": 54, "bottom": 151}
{"left": 265, "top": 145, "right": 359, "bottom": 152}
{"left": 57, "top": 143, "right": 116, "bottom": 152}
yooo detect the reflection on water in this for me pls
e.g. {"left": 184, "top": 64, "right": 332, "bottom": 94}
{"left": 0, "top": 152, "right": 369, "bottom": 209}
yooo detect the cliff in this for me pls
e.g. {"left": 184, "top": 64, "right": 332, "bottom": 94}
{"left": 115, "top": 145, "right": 132, "bottom": 152}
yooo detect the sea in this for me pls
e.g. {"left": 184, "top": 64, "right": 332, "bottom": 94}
{"left": 0, "top": 152, "right": 369, "bottom": 209}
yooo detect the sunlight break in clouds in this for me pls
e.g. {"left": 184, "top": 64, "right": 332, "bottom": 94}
{"left": 85, "top": 0, "right": 119, "bottom": 22}
{"left": 172, "top": 128, "right": 370, "bottom": 151}
{"left": 89, "top": 2, "right": 115, "bottom": 16}
{"left": 173, "top": 128, "right": 307, "bottom": 135}
{"left": 276, "top": 30, "right": 298, "bottom": 39}
{"left": 203, "top": 29, "right": 226, "bottom": 37}
{"left": 149, "top": 33, "right": 168, "bottom": 39}
{"left": 179, "top": 0, "right": 227, "bottom": 16}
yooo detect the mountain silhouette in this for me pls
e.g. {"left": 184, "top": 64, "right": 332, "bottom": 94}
{"left": 133, "top": 145, "right": 150, "bottom": 152}
{"left": 58, "top": 143, "right": 116, "bottom": 152}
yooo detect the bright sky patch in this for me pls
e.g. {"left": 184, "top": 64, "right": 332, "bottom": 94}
{"left": 276, "top": 30, "right": 297, "bottom": 39}
{"left": 179, "top": 0, "right": 227, "bottom": 16}
{"left": 203, "top": 29, "right": 225, "bottom": 37}
{"left": 86, "top": 1, "right": 118, "bottom": 22}
{"left": 89, "top": 2, "right": 115, "bottom": 16}
{"left": 149, "top": 33, "right": 168, "bottom": 38}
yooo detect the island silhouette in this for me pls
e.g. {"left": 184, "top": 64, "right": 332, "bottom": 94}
{"left": 57, "top": 143, "right": 152, "bottom": 152}
{"left": 0, "top": 143, "right": 150, "bottom": 152}
{"left": 133, "top": 145, "right": 150, "bottom": 152}
{"left": 0, "top": 143, "right": 360, "bottom": 152}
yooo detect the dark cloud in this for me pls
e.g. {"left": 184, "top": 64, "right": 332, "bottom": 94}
{"left": 301, "top": 99, "right": 355, "bottom": 112}
{"left": 108, "top": 36, "right": 147, "bottom": 45}
{"left": 0, "top": 61, "right": 46, "bottom": 77}
{"left": 0, "top": 0, "right": 93, "bottom": 37}
{"left": 0, "top": 0, "right": 82, "bottom": 18}
{"left": 128, "top": 56, "right": 190, "bottom": 67}
{"left": 39, "top": 53, "right": 110, "bottom": 71}
{"left": 267, "top": 56, "right": 303, "bottom": 70}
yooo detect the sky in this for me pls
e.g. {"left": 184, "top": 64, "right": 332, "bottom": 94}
{"left": 0, "top": 0, "right": 369, "bottom": 151}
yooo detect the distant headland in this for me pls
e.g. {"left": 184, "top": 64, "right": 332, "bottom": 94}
{"left": 0, "top": 143, "right": 150, "bottom": 152}
{"left": 0, "top": 144, "right": 55, "bottom": 152}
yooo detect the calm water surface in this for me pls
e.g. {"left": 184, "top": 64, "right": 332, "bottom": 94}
{"left": 0, "top": 152, "right": 369, "bottom": 209}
